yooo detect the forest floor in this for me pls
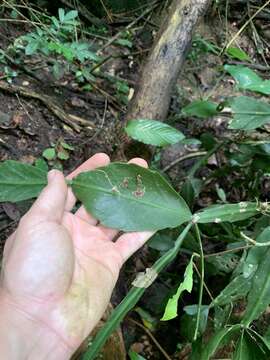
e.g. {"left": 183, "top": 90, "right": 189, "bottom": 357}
{"left": 1, "top": 1, "right": 270, "bottom": 359}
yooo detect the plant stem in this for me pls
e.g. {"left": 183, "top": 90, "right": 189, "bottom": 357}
{"left": 193, "top": 224, "right": 204, "bottom": 341}
{"left": 188, "top": 142, "right": 224, "bottom": 178}
{"left": 128, "top": 318, "right": 172, "bottom": 360}
{"left": 193, "top": 261, "right": 213, "bottom": 302}
{"left": 162, "top": 151, "right": 207, "bottom": 172}
{"left": 204, "top": 245, "right": 252, "bottom": 258}
{"left": 241, "top": 231, "right": 270, "bottom": 247}
{"left": 83, "top": 222, "right": 193, "bottom": 360}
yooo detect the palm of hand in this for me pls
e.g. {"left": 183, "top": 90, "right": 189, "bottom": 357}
{"left": 0, "top": 154, "right": 152, "bottom": 353}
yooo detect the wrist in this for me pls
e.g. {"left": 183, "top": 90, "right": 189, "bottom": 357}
{"left": 0, "top": 294, "right": 73, "bottom": 360}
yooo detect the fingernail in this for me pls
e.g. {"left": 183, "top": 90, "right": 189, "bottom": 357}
{"left": 48, "top": 169, "right": 58, "bottom": 182}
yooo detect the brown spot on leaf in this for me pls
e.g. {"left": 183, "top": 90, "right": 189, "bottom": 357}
{"left": 121, "top": 177, "right": 129, "bottom": 188}
{"left": 136, "top": 174, "right": 143, "bottom": 187}
{"left": 111, "top": 186, "right": 120, "bottom": 194}
{"left": 132, "top": 188, "right": 145, "bottom": 198}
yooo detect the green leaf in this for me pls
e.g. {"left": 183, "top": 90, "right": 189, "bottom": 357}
{"left": 181, "top": 178, "right": 202, "bottom": 208}
{"left": 212, "top": 228, "right": 270, "bottom": 308}
{"left": 116, "top": 80, "right": 129, "bottom": 94}
{"left": 161, "top": 255, "right": 194, "bottom": 320}
{"left": 83, "top": 223, "right": 192, "bottom": 360}
{"left": 52, "top": 62, "right": 65, "bottom": 80}
{"left": 51, "top": 16, "right": 60, "bottom": 28}
{"left": 214, "top": 305, "right": 232, "bottom": 330}
{"left": 242, "top": 246, "right": 270, "bottom": 326}
{"left": 225, "top": 65, "right": 262, "bottom": 88}
{"left": 115, "top": 38, "right": 133, "bottom": 48}
{"left": 230, "top": 96, "right": 270, "bottom": 130}
{"left": 60, "top": 141, "right": 74, "bottom": 150}
{"left": 180, "top": 305, "right": 209, "bottom": 341}
{"left": 226, "top": 47, "right": 251, "bottom": 61}
{"left": 129, "top": 350, "right": 146, "bottom": 360}
{"left": 194, "top": 202, "right": 258, "bottom": 224}
{"left": 0, "top": 160, "right": 47, "bottom": 202}
{"left": 64, "top": 10, "right": 78, "bottom": 21}
{"left": 225, "top": 65, "right": 270, "bottom": 95}
{"left": 10, "top": 9, "right": 19, "bottom": 19}
{"left": 25, "top": 41, "right": 39, "bottom": 55}
{"left": 206, "top": 253, "right": 239, "bottom": 275}
{"left": 233, "top": 332, "right": 251, "bottom": 360}
{"left": 248, "top": 329, "right": 270, "bottom": 352}
{"left": 35, "top": 158, "right": 48, "bottom": 172}
{"left": 180, "top": 138, "right": 202, "bottom": 146}
{"left": 58, "top": 8, "right": 65, "bottom": 22}
{"left": 134, "top": 307, "right": 157, "bottom": 330}
{"left": 47, "top": 42, "right": 75, "bottom": 62}
{"left": 42, "top": 148, "right": 56, "bottom": 161}
{"left": 201, "top": 325, "right": 241, "bottom": 360}
{"left": 216, "top": 185, "right": 226, "bottom": 202}
{"left": 148, "top": 233, "right": 174, "bottom": 252}
{"left": 72, "top": 163, "right": 192, "bottom": 231}
{"left": 125, "top": 119, "right": 185, "bottom": 147}
{"left": 264, "top": 326, "right": 270, "bottom": 348}
{"left": 233, "top": 331, "right": 270, "bottom": 360}
{"left": 70, "top": 42, "right": 100, "bottom": 63}
{"left": 212, "top": 274, "right": 253, "bottom": 307}
{"left": 182, "top": 100, "right": 219, "bottom": 118}
{"left": 243, "top": 226, "right": 270, "bottom": 277}
{"left": 57, "top": 149, "right": 69, "bottom": 160}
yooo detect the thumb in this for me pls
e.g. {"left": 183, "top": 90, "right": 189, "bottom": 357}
{"left": 27, "top": 170, "right": 68, "bottom": 223}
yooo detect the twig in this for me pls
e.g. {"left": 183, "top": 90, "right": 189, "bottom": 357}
{"left": 162, "top": 151, "right": 207, "bottom": 172}
{"left": 0, "top": 18, "right": 40, "bottom": 25}
{"left": 0, "top": 81, "right": 95, "bottom": 132}
{"left": 227, "top": 61, "right": 270, "bottom": 71}
{"left": 0, "top": 49, "right": 41, "bottom": 82}
{"left": 225, "top": 0, "right": 270, "bottom": 51}
{"left": 79, "top": 98, "right": 108, "bottom": 146}
{"left": 59, "top": 0, "right": 104, "bottom": 26}
{"left": 100, "top": 0, "right": 113, "bottom": 22}
{"left": 2, "top": 0, "right": 53, "bottom": 36}
{"left": 15, "top": 94, "right": 35, "bottom": 123}
{"left": 247, "top": 1, "right": 269, "bottom": 67}
{"left": 98, "top": 1, "right": 159, "bottom": 53}
{"left": 90, "top": 54, "right": 113, "bottom": 74}
{"left": 128, "top": 318, "right": 172, "bottom": 360}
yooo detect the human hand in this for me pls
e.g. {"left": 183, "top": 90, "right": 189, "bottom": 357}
{"left": 0, "top": 153, "right": 153, "bottom": 360}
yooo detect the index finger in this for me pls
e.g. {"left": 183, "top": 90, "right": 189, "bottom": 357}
{"left": 65, "top": 153, "right": 110, "bottom": 211}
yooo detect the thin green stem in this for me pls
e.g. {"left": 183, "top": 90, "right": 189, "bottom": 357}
{"left": 83, "top": 222, "right": 193, "bottom": 360}
{"left": 241, "top": 231, "right": 270, "bottom": 247}
{"left": 193, "top": 224, "right": 204, "bottom": 341}
{"left": 204, "top": 245, "right": 252, "bottom": 258}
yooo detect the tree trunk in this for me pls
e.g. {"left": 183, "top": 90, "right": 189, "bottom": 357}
{"left": 127, "top": 0, "right": 211, "bottom": 122}
{"left": 117, "top": 0, "right": 211, "bottom": 160}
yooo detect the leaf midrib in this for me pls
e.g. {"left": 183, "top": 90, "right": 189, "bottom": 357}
{"left": 73, "top": 182, "right": 188, "bottom": 216}
{"left": 234, "top": 111, "right": 270, "bottom": 116}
